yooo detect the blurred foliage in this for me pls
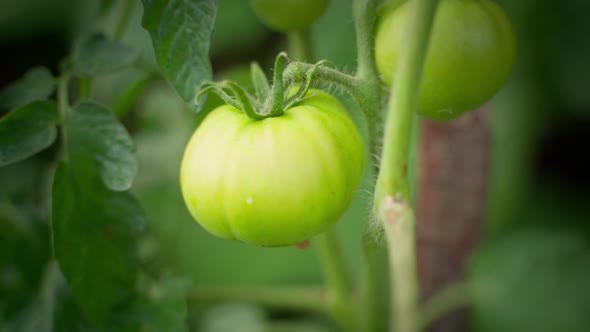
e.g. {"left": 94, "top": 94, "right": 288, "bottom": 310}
{"left": 469, "top": 228, "right": 590, "bottom": 332}
{"left": 0, "top": 0, "right": 589, "bottom": 331}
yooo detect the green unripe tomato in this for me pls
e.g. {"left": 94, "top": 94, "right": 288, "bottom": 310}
{"left": 180, "top": 89, "right": 364, "bottom": 247}
{"left": 375, "top": 0, "right": 515, "bottom": 121}
{"left": 249, "top": 0, "right": 330, "bottom": 32}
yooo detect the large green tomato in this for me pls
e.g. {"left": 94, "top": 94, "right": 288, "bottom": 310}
{"left": 375, "top": 0, "right": 515, "bottom": 121}
{"left": 180, "top": 89, "right": 364, "bottom": 247}
{"left": 249, "top": 0, "right": 330, "bottom": 32}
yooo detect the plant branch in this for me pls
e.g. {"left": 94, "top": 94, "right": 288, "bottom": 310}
{"left": 375, "top": 0, "right": 438, "bottom": 203}
{"left": 353, "top": 0, "right": 381, "bottom": 82}
{"left": 352, "top": 0, "right": 384, "bottom": 168}
{"left": 382, "top": 197, "right": 419, "bottom": 332}
{"left": 112, "top": 0, "right": 135, "bottom": 39}
{"left": 189, "top": 286, "right": 327, "bottom": 314}
{"left": 349, "top": 1, "right": 390, "bottom": 332}
{"left": 77, "top": 76, "right": 91, "bottom": 99}
{"left": 420, "top": 282, "right": 471, "bottom": 330}
{"left": 284, "top": 62, "right": 358, "bottom": 95}
{"left": 373, "top": 1, "right": 439, "bottom": 332}
{"left": 287, "top": 30, "right": 313, "bottom": 62}
{"left": 359, "top": 234, "right": 390, "bottom": 332}
{"left": 314, "top": 231, "right": 356, "bottom": 330}
{"left": 57, "top": 74, "right": 70, "bottom": 159}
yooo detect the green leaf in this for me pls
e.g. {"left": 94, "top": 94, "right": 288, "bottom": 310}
{"left": 469, "top": 228, "right": 590, "bottom": 332}
{"left": 141, "top": 0, "right": 216, "bottom": 106}
{"left": 68, "top": 101, "right": 138, "bottom": 191}
{"left": 0, "top": 67, "right": 55, "bottom": 111}
{"left": 71, "top": 33, "right": 138, "bottom": 77}
{"left": 0, "top": 100, "right": 58, "bottom": 167}
{"left": 52, "top": 161, "right": 147, "bottom": 324}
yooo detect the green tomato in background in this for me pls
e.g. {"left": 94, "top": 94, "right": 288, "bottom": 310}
{"left": 375, "top": 0, "right": 515, "bottom": 121}
{"left": 249, "top": 0, "right": 330, "bottom": 32}
{"left": 180, "top": 89, "right": 364, "bottom": 247}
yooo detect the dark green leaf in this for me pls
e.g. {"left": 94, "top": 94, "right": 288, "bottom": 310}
{"left": 141, "top": 0, "right": 216, "bottom": 106}
{"left": 469, "top": 228, "right": 590, "bottom": 332}
{"left": 0, "top": 67, "right": 55, "bottom": 111}
{"left": 0, "top": 100, "right": 58, "bottom": 167}
{"left": 52, "top": 161, "right": 147, "bottom": 324}
{"left": 68, "top": 101, "right": 137, "bottom": 191}
{"left": 71, "top": 33, "right": 138, "bottom": 77}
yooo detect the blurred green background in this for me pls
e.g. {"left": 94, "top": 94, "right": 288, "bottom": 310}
{"left": 1, "top": 0, "right": 589, "bottom": 331}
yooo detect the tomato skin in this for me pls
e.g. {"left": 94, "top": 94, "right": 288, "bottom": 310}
{"left": 180, "top": 90, "right": 364, "bottom": 247}
{"left": 375, "top": 0, "right": 515, "bottom": 121}
{"left": 249, "top": 0, "right": 330, "bottom": 32}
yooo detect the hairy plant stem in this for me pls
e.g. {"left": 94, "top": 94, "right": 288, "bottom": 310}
{"left": 350, "top": 0, "right": 392, "bottom": 331}
{"left": 374, "top": 1, "right": 440, "bottom": 332}
{"left": 352, "top": 0, "right": 383, "bottom": 161}
{"left": 189, "top": 286, "right": 327, "bottom": 314}
{"left": 286, "top": 28, "right": 357, "bottom": 332}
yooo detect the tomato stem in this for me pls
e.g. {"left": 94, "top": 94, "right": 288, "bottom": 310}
{"left": 314, "top": 231, "right": 357, "bottom": 330}
{"left": 353, "top": 0, "right": 381, "bottom": 84}
{"left": 359, "top": 233, "right": 390, "bottom": 332}
{"left": 188, "top": 286, "right": 328, "bottom": 314}
{"left": 350, "top": 1, "right": 391, "bottom": 331}
{"left": 112, "top": 0, "right": 135, "bottom": 40}
{"left": 352, "top": 0, "right": 383, "bottom": 165}
{"left": 374, "top": 0, "right": 440, "bottom": 332}
{"left": 77, "top": 77, "right": 91, "bottom": 99}
{"left": 57, "top": 74, "right": 71, "bottom": 161}
{"left": 287, "top": 30, "right": 314, "bottom": 63}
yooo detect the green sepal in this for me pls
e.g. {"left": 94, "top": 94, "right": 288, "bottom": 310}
{"left": 285, "top": 60, "right": 330, "bottom": 110}
{"left": 250, "top": 62, "right": 271, "bottom": 101}
{"left": 269, "top": 52, "right": 288, "bottom": 117}
{"left": 221, "top": 81, "right": 263, "bottom": 120}
{"left": 194, "top": 52, "right": 334, "bottom": 121}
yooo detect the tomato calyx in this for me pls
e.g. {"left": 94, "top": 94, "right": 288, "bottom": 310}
{"left": 196, "top": 52, "right": 327, "bottom": 121}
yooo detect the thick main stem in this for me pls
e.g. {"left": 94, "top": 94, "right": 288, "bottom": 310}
{"left": 376, "top": 0, "right": 439, "bottom": 203}
{"left": 350, "top": 1, "right": 390, "bottom": 331}
{"left": 383, "top": 198, "right": 419, "bottom": 332}
{"left": 374, "top": 0, "right": 440, "bottom": 332}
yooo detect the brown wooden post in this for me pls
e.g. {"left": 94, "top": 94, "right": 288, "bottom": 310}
{"left": 417, "top": 107, "right": 490, "bottom": 332}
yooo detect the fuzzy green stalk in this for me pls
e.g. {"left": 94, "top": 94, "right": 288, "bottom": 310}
{"left": 373, "top": 0, "right": 439, "bottom": 331}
